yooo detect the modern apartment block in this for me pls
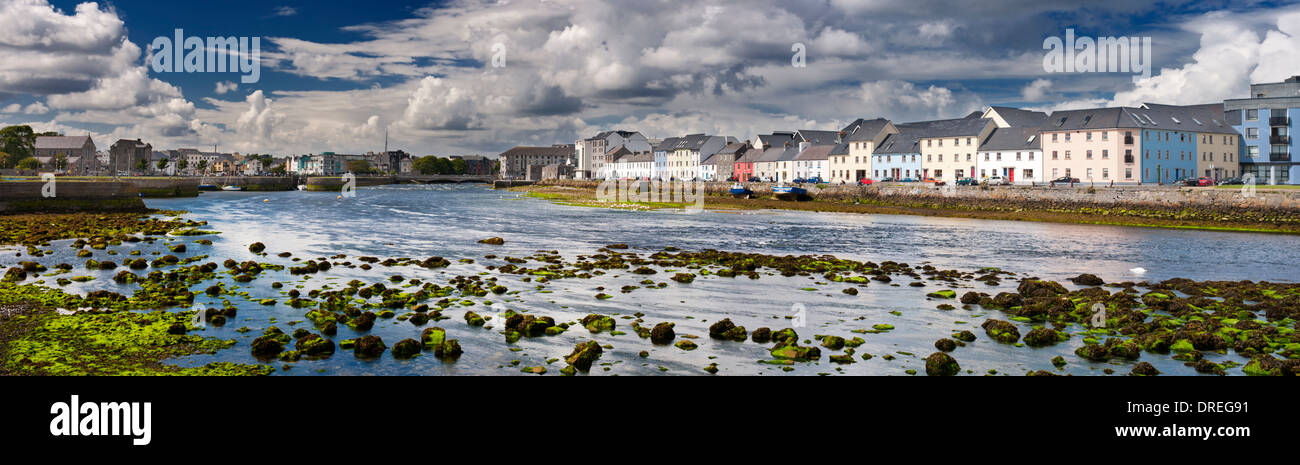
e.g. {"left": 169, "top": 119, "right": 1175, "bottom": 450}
{"left": 1224, "top": 76, "right": 1300, "bottom": 185}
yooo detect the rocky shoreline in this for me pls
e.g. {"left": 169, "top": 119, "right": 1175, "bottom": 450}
{"left": 1, "top": 210, "right": 1296, "bottom": 376}
{"left": 520, "top": 181, "right": 1300, "bottom": 234}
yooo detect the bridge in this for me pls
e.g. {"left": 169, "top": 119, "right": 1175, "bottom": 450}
{"left": 395, "top": 174, "right": 495, "bottom": 184}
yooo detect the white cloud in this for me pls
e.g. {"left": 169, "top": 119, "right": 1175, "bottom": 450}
{"left": 1021, "top": 78, "right": 1053, "bottom": 101}
{"left": 215, "top": 81, "right": 238, "bottom": 95}
{"left": 273, "top": 6, "right": 297, "bottom": 17}
{"left": 855, "top": 80, "right": 984, "bottom": 122}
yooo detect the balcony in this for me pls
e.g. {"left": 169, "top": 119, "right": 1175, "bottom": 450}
{"left": 1123, "top": 135, "right": 1134, "bottom": 145}
{"left": 1271, "top": 135, "right": 1291, "bottom": 144}
{"left": 1270, "top": 116, "right": 1291, "bottom": 126}
{"left": 1124, "top": 155, "right": 1135, "bottom": 164}
{"left": 1271, "top": 152, "right": 1292, "bottom": 162}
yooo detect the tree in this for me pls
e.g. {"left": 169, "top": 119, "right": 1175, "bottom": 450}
{"left": 157, "top": 158, "right": 169, "bottom": 172}
{"left": 0, "top": 125, "right": 37, "bottom": 168}
{"left": 177, "top": 159, "right": 188, "bottom": 173}
{"left": 197, "top": 160, "right": 208, "bottom": 173}
{"left": 17, "top": 157, "right": 41, "bottom": 170}
{"left": 450, "top": 158, "right": 467, "bottom": 175}
{"left": 346, "top": 159, "right": 372, "bottom": 174}
{"left": 136, "top": 157, "right": 149, "bottom": 173}
{"left": 54, "top": 153, "right": 67, "bottom": 171}
{"left": 412, "top": 156, "right": 438, "bottom": 175}
{"left": 270, "top": 164, "right": 285, "bottom": 175}
{"left": 0, "top": 151, "right": 8, "bottom": 168}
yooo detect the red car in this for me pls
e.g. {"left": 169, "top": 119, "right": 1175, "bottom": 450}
{"left": 1197, "top": 177, "right": 1214, "bottom": 186}
{"left": 858, "top": 178, "right": 874, "bottom": 185}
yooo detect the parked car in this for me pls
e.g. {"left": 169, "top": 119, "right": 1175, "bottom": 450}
{"left": 899, "top": 177, "right": 917, "bottom": 183}
{"left": 879, "top": 177, "right": 895, "bottom": 183}
{"left": 1176, "top": 177, "right": 1199, "bottom": 186}
{"left": 987, "top": 176, "right": 1011, "bottom": 186}
{"left": 1196, "top": 177, "right": 1214, "bottom": 187}
{"left": 748, "top": 176, "right": 761, "bottom": 182}
{"left": 923, "top": 178, "right": 945, "bottom": 186}
{"left": 1217, "top": 177, "right": 1243, "bottom": 186}
{"left": 955, "top": 177, "right": 978, "bottom": 186}
{"left": 807, "top": 176, "right": 824, "bottom": 184}
{"left": 1051, "top": 176, "right": 1080, "bottom": 184}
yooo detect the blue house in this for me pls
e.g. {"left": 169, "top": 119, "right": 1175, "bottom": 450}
{"left": 1224, "top": 76, "right": 1300, "bottom": 185}
{"left": 872, "top": 126, "right": 924, "bottom": 181}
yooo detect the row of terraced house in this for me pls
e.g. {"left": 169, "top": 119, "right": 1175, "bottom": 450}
{"left": 500, "top": 76, "right": 1300, "bottom": 185}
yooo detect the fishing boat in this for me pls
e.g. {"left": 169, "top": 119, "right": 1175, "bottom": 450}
{"left": 221, "top": 185, "right": 243, "bottom": 191}
{"left": 771, "top": 183, "right": 808, "bottom": 201}
{"left": 729, "top": 182, "right": 753, "bottom": 199}
{"left": 197, "top": 184, "right": 219, "bottom": 191}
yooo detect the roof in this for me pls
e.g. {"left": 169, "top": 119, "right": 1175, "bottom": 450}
{"left": 793, "top": 144, "right": 834, "bottom": 161}
{"left": 987, "top": 106, "right": 1050, "bottom": 128}
{"left": 908, "top": 117, "right": 993, "bottom": 139}
{"left": 755, "top": 133, "right": 794, "bottom": 149}
{"left": 655, "top": 137, "right": 682, "bottom": 152}
{"left": 499, "top": 145, "right": 573, "bottom": 158}
{"left": 1135, "top": 103, "right": 1239, "bottom": 135}
{"left": 828, "top": 142, "right": 850, "bottom": 156}
{"left": 718, "top": 142, "right": 749, "bottom": 155}
{"left": 35, "top": 135, "right": 92, "bottom": 149}
{"left": 873, "top": 124, "right": 929, "bottom": 154}
{"left": 979, "top": 127, "right": 1042, "bottom": 151}
{"left": 588, "top": 130, "right": 643, "bottom": 141}
{"left": 795, "top": 129, "right": 840, "bottom": 145}
{"left": 1043, "top": 107, "right": 1145, "bottom": 130}
{"left": 756, "top": 146, "right": 789, "bottom": 163}
{"left": 613, "top": 152, "right": 653, "bottom": 163}
{"left": 736, "top": 149, "right": 764, "bottom": 163}
{"left": 668, "top": 134, "right": 713, "bottom": 151}
{"left": 844, "top": 118, "right": 892, "bottom": 142}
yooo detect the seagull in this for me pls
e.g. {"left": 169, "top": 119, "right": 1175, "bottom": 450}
{"left": 1129, "top": 267, "right": 1147, "bottom": 275}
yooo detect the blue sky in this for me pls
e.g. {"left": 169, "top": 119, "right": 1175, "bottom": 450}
{"left": 2, "top": 0, "right": 1298, "bottom": 156}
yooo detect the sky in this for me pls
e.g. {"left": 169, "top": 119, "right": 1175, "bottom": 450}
{"left": 1, "top": 0, "right": 1299, "bottom": 157}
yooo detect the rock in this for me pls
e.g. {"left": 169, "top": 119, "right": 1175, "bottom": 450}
{"left": 250, "top": 336, "right": 284, "bottom": 357}
{"left": 675, "top": 340, "right": 698, "bottom": 351}
{"left": 478, "top": 237, "right": 505, "bottom": 245}
{"left": 294, "top": 334, "right": 335, "bottom": 357}
{"left": 704, "top": 363, "right": 719, "bottom": 374}
{"left": 821, "top": 335, "right": 846, "bottom": 350}
{"left": 1017, "top": 279, "right": 1067, "bottom": 298}
{"left": 565, "top": 340, "right": 603, "bottom": 371}
{"left": 1070, "top": 273, "right": 1105, "bottom": 286}
{"left": 1051, "top": 356, "right": 1067, "bottom": 367}
{"left": 960, "top": 292, "right": 982, "bottom": 304}
{"left": 926, "top": 289, "right": 956, "bottom": 299}
{"left": 353, "top": 335, "right": 386, "bottom": 358}
{"left": 650, "top": 322, "right": 676, "bottom": 344}
{"left": 581, "top": 314, "right": 616, "bottom": 332}
{"left": 249, "top": 242, "right": 266, "bottom": 253}
{"left": 934, "top": 338, "right": 957, "bottom": 352}
{"left": 952, "top": 330, "right": 977, "bottom": 342}
{"left": 167, "top": 322, "right": 187, "bottom": 335}
{"left": 391, "top": 339, "right": 422, "bottom": 359}
{"left": 770, "top": 328, "right": 798, "bottom": 344}
{"left": 464, "top": 311, "right": 485, "bottom": 326}
{"left": 924, "top": 352, "right": 960, "bottom": 376}
{"left": 769, "top": 341, "right": 820, "bottom": 360}
{"left": 1130, "top": 362, "right": 1160, "bottom": 376}
{"left": 1023, "top": 327, "right": 1065, "bottom": 347}
{"left": 750, "top": 327, "right": 772, "bottom": 343}
{"left": 671, "top": 273, "right": 695, "bottom": 283}
{"left": 981, "top": 319, "right": 1020, "bottom": 343}
{"left": 708, "top": 318, "right": 736, "bottom": 338}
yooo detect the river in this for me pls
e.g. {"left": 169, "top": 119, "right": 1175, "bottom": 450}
{"left": 21, "top": 184, "right": 1300, "bottom": 375}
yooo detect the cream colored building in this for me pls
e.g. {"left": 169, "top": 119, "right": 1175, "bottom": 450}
{"left": 828, "top": 118, "right": 897, "bottom": 183}
{"left": 917, "top": 116, "right": 996, "bottom": 182}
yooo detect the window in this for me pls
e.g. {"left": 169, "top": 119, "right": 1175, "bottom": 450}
{"left": 1087, "top": 168, "right": 1094, "bottom": 179}
{"left": 934, "top": 169, "right": 943, "bottom": 178}
{"left": 927, "top": 140, "right": 932, "bottom": 147}
{"left": 984, "top": 153, "right": 989, "bottom": 161}
{"left": 1246, "top": 109, "right": 1258, "bottom": 121}
{"left": 1024, "top": 169, "right": 1033, "bottom": 179}
{"left": 953, "top": 138, "right": 959, "bottom": 146}
{"left": 1052, "top": 133, "right": 1058, "bottom": 142}
{"left": 966, "top": 137, "right": 971, "bottom": 145}
{"left": 1065, "top": 133, "right": 1071, "bottom": 142}
{"left": 927, "top": 154, "right": 932, "bottom": 162}
{"left": 1086, "top": 150, "right": 1093, "bottom": 160}
{"left": 966, "top": 154, "right": 972, "bottom": 161}
{"left": 1102, "top": 168, "right": 1109, "bottom": 179}
{"left": 980, "top": 169, "right": 986, "bottom": 178}
{"left": 1065, "top": 168, "right": 1071, "bottom": 177}
{"left": 996, "top": 153, "right": 1002, "bottom": 161}
{"left": 1086, "top": 132, "right": 1093, "bottom": 141}
{"left": 938, "top": 154, "right": 943, "bottom": 162}
{"left": 1125, "top": 168, "right": 1132, "bottom": 179}
{"left": 1247, "top": 128, "right": 1259, "bottom": 139}
{"left": 1029, "top": 153, "right": 1035, "bottom": 161}
{"left": 1064, "top": 150, "right": 1071, "bottom": 160}
{"left": 1102, "top": 132, "right": 1109, "bottom": 141}
{"left": 1016, "top": 152, "right": 1022, "bottom": 161}
{"left": 1052, "top": 151, "right": 1059, "bottom": 160}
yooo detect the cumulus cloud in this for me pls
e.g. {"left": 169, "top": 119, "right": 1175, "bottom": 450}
{"left": 1021, "top": 78, "right": 1053, "bottom": 101}
{"left": 855, "top": 80, "right": 985, "bottom": 122}
{"left": 215, "top": 81, "right": 238, "bottom": 95}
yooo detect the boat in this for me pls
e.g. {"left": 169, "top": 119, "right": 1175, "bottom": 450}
{"left": 197, "top": 184, "right": 219, "bottom": 191}
{"left": 771, "top": 184, "right": 808, "bottom": 201}
{"left": 729, "top": 183, "right": 753, "bottom": 199}
{"left": 296, "top": 184, "right": 308, "bottom": 191}
{"left": 221, "top": 185, "right": 243, "bottom": 191}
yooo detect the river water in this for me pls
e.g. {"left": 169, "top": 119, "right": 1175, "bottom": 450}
{"left": 16, "top": 184, "right": 1300, "bottom": 375}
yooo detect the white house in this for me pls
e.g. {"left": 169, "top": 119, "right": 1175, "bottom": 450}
{"left": 976, "top": 127, "right": 1044, "bottom": 184}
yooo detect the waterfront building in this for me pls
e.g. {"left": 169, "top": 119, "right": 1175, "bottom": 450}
{"left": 609, "top": 151, "right": 654, "bottom": 179}
{"left": 108, "top": 138, "right": 153, "bottom": 176}
{"left": 873, "top": 125, "right": 924, "bottom": 181}
{"left": 917, "top": 115, "right": 996, "bottom": 182}
{"left": 1224, "top": 76, "right": 1300, "bottom": 185}
{"left": 450, "top": 154, "right": 491, "bottom": 175}
{"left": 576, "top": 130, "right": 650, "bottom": 179}
{"left": 652, "top": 137, "right": 680, "bottom": 180}
{"left": 733, "top": 145, "right": 761, "bottom": 181}
{"left": 666, "top": 133, "right": 729, "bottom": 180}
{"left": 831, "top": 118, "right": 896, "bottom": 183}
{"left": 1141, "top": 103, "right": 1240, "bottom": 182}
{"left": 1040, "top": 107, "right": 1143, "bottom": 184}
{"left": 33, "top": 135, "right": 96, "bottom": 175}
{"left": 712, "top": 142, "right": 748, "bottom": 181}
{"left": 976, "top": 127, "right": 1043, "bottom": 183}
{"left": 753, "top": 145, "right": 787, "bottom": 182}
{"left": 498, "top": 144, "right": 574, "bottom": 180}
{"left": 792, "top": 144, "right": 833, "bottom": 181}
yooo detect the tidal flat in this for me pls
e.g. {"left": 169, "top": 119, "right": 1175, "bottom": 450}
{"left": 1, "top": 184, "right": 1297, "bottom": 376}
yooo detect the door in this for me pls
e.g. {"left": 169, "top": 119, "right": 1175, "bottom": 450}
{"left": 1008, "top": 168, "right": 1014, "bottom": 182}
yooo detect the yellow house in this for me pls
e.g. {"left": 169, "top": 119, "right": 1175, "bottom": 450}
{"left": 917, "top": 116, "right": 996, "bottom": 182}
{"left": 828, "top": 118, "right": 897, "bottom": 183}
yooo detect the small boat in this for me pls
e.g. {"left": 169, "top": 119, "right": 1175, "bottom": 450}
{"left": 729, "top": 183, "right": 753, "bottom": 199}
{"left": 771, "top": 184, "right": 808, "bottom": 201}
{"left": 221, "top": 185, "right": 243, "bottom": 191}
{"left": 296, "top": 184, "right": 308, "bottom": 191}
{"left": 197, "top": 184, "right": 219, "bottom": 191}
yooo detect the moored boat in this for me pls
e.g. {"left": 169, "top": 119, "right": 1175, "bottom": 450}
{"left": 296, "top": 184, "right": 308, "bottom": 191}
{"left": 729, "top": 183, "right": 753, "bottom": 199}
{"left": 197, "top": 184, "right": 219, "bottom": 191}
{"left": 221, "top": 185, "right": 243, "bottom": 191}
{"left": 771, "top": 184, "right": 808, "bottom": 201}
